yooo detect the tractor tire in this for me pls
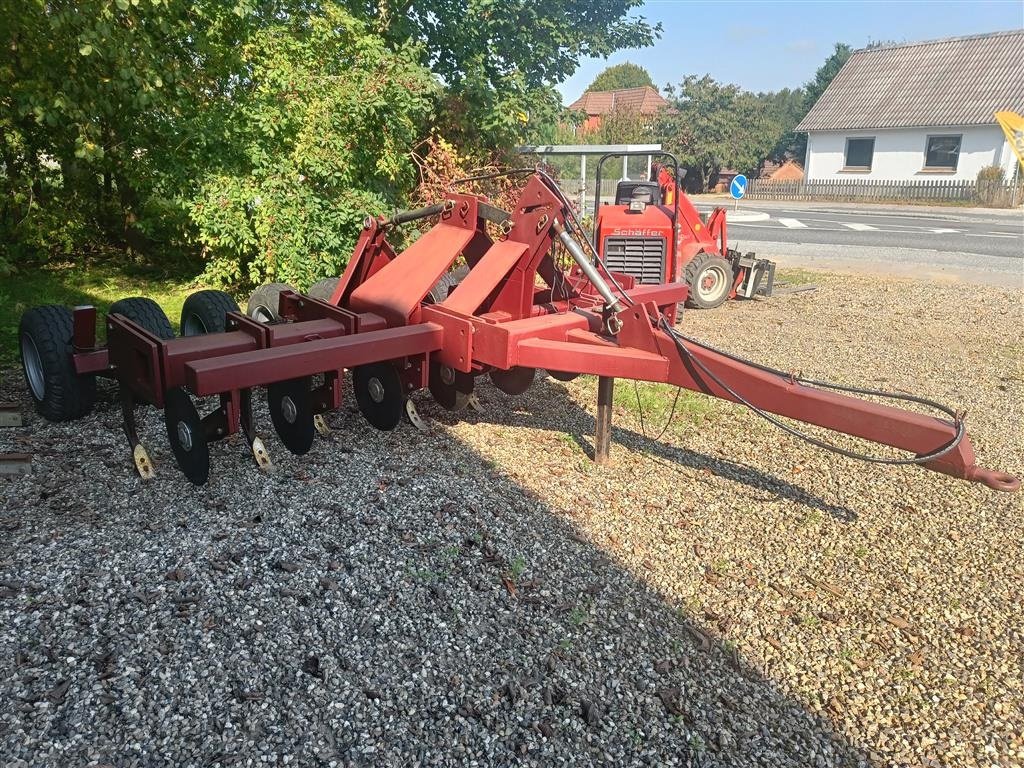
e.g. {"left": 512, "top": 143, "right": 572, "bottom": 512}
{"left": 108, "top": 297, "right": 175, "bottom": 339}
{"left": 246, "top": 282, "right": 295, "bottom": 323}
{"left": 426, "top": 265, "right": 470, "bottom": 304}
{"left": 306, "top": 277, "right": 340, "bottom": 303}
{"left": 19, "top": 305, "right": 97, "bottom": 421}
{"left": 181, "top": 290, "right": 240, "bottom": 336}
{"left": 684, "top": 253, "right": 733, "bottom": 310}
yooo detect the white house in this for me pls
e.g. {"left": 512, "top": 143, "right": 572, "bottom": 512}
{"left": 798, "top": 31, "right": 1024, "bottom": 182}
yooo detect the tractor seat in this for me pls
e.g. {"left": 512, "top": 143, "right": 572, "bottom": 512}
{"left": 614, "top": 180, "right": 661, "bottom": 206}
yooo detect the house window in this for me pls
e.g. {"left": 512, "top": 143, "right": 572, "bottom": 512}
{"left": 843, "top": 137, "right": 874, "bottom": 171}
{"left": 924, "top": 135, "right": 961, "bottom": 171}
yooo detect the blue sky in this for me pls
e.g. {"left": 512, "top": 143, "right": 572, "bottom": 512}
{"left": 556, "top": 0, "right": 1024, "bottom": 103}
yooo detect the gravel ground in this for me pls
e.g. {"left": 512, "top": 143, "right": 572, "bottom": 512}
{"left": 1, "top": 272, "right": 1021, "bottom": 767}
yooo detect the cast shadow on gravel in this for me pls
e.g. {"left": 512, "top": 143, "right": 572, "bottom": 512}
{"left": 465, "top": 377, "right": 858, "bottom": 523}
{"left": 0, "top": 377, "right": 873, "bottom": 767}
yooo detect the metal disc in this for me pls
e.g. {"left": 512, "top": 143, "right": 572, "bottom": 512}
{"left": 268, "top": 377, "right": 315, "bottom": 455}
{"left": 428, "top": 359, "right": 475, "bottom": 411}
{"left": 490, "top": 366, "right": 536, "bottom": 395}
{"left": 353, "top": 363, "right": 404, "bottom": 431}
{"left": 164, "top": 387, "right": 210, "bottom": 485}
{"left": 547, "top": 370, "right": 580, "bottom": 383}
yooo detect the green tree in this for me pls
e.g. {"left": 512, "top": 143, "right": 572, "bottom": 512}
{"left": 587, "top": 62, "right": 654, "bottom": 91}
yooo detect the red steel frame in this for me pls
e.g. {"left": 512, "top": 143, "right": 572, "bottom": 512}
{"left": 68, "top": 173, "right": 1018, "bottom": 491}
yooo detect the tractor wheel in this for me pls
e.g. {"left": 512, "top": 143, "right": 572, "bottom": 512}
{"left": 426, "top": 265, "right": 469, "bottom": 304}
{"left": 684, "top": 253, "right": 733, "bottom": 310}
{"left": 108, "top": 297, "right": 175, "bottom": 340}
{"left": 19, "top": 305, "right": 97, "bottom": 422}
{"left": 246, "top": 282, "right": 295, "bottom": 323}
{"left": 306, "top": 278, "right": 340, "bottom": 303}
{"left": 181, "top": 290, "right": 240, "bottom": 336}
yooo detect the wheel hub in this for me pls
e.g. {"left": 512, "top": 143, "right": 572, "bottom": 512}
{"left": 281, "top": 395, "right": 297, "bottom": 424}
{"left": 176, "top": 421, "right": 193, "bottom": 451}
{"left": 368, "top": 378, "right": 385, "bottom": 403}
{"left": 20, "top": 333, "right": 45, "bottom": 400}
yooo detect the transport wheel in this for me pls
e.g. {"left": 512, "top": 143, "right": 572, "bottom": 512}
{"left": 181, "top": 290, "right": 240, "bottom": 335}
{"left": 428, "top": 359, "right": 475, "bottom": 411}
{"left": 164, "top": 387, "right": 210, "bottom": 485}
{"left": 684, "top": 253, "right": 733, "bottom": 310}
{"left": 353, "top": 363, "right": 404, "bottom": 430}
{"left": 425, "top": 265, "right": 469, "bottom": 304}
{"left": 18, "top": 305, "right": 96, "bottom": 421}
{"left": 306, "top": 278, "right": 340, "bottom": 303}
{"left": 490, "top": 366, "right": 536, "bottom": 395}
{"left": 267, "top": 377, "right": 315, "bottom": 455}
{"left": 246, "top": 282, "right": 295, "bottom": 323}
{"left": 108, "top": 296, "right": 175, "bottom": 339}
{"left": 547, "top": 370, "right": 580, "bottom": 383}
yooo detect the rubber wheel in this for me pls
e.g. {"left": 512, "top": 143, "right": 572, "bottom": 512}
{"left": 490, "top": 366, "right": 535, "bottom": 395}
{"left": 306, "top": 278, "right": 340, "bottom": 303}
{"left": 108, "top": 297, "right": 175, "bottom": 340}
{"left": 164, "top": 387, "right": 209, "bottom": 485}
{"left": 425, "top": 265, "right": 469, "bottom": 304}
{"left": 246, "top": 282, "right": 295, "bottom": 323}
{"left": 267, "top": 377, "right": 315, "bottom": 455}
{"left": 684, "top": 253, "right": 733, "bottom": 310}
{"left": 353, "top": 363, "right": 404, "bottom": 430}
{"left": 181, "top": 290, "right": 240, "bottom": 336}
{"left": 19, "top": 305, "right": 97, "bottom": 421}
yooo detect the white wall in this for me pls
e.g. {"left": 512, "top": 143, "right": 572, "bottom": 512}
{"left": 805, "top": 125, "right": 1014, "bottom": 181}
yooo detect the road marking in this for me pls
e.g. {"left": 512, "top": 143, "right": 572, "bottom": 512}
{"left": 842, "top": 222, "right": 878, "bottom": 231}
{"left": 777, "top": 218, "right": 808, "bottom": 228}
{"left": 929, "top": 228, "right": 962, "bottom": 234}
{"left": 976, "top": 233, "right": 1018, "bottom": 239}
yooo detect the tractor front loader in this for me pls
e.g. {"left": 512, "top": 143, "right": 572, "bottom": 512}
{"left": 593, "top": 151, "right": 774, "bottom": 310}
{"left": 16, "top": 170, "right": 1019, "bottom": 493}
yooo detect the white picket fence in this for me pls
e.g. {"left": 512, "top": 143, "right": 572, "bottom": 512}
{"left": 746, "top": 178, "right": 1023, "bottom": 207}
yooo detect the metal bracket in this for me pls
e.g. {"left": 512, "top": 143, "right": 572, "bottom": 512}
{"left": 467, "top": 393, "right": 484, "bottom": 413}
{"left": 250, "top": 437, "right": 274, "bottom": 473}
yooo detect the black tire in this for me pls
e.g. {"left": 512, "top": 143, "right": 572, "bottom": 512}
{"left": 19, "top": 305, "right": 97, "bottom": 421}
{"left": 181, "top": 289, "right": 240, "bottom": 336}
{"left": 684, "top": 253, "right": 734, "bottom": 310}
{"left": 306, "top": 277, "right": 340, "bottom": 303}
{"left": 108, "top": 297, "right": 175, "bottom": 340}
{"left": 246, "top": 282, "right": 295, "bottom": 323}
{"left": 426, "top": 265, "right": 469, "bottom": 304}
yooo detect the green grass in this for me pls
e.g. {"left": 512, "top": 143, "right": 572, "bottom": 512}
{"left": 0, "top": 255, "right": 231, "bottom": 367}
{"left": 774, "top": 267, "right": 820, "bottom": 286}
{"left": 614, "top": 381, "right": 714, "bottom": 432}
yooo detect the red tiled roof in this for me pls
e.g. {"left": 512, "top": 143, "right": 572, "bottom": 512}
{"left": 567, "top": 86, "right": 669, "bottom": 116}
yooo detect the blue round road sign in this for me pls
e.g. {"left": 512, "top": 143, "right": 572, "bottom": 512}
{"left": 730, "top": 174, "right": 748, "bottom": 200}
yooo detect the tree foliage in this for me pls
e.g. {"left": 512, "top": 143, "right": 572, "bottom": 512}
{"left": 1, "top": 0, "right": 657, "bottom": 282}
{"left": 587, "top": 62, "right": 654, "bottom": 92}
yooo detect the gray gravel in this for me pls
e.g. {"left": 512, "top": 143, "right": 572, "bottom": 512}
{"left": 1, "top": 271, "right": 1021, "bottom": 767}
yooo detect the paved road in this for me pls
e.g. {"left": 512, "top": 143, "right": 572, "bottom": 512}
{"left": 692, "top": 200, "right": 1023, "bottom": 287}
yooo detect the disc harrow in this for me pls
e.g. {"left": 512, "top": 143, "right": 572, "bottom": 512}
{"left": 15, "top": 172, "right": 1020, "bottom": 494}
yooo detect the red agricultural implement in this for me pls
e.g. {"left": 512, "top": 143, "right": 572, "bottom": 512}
{"left": 593, "top": 152, "right": 774, "bottom": 309}
{"left": 16, "top": 170, "right": 1019, "bottom": 493}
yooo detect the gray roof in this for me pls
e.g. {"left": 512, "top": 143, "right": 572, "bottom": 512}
{"left": 797, "top": 30, "right": 1024, "bottom": 132}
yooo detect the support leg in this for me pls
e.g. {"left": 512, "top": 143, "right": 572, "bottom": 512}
{"left": 595, "top": 376, "right": 614, "bottom": 466}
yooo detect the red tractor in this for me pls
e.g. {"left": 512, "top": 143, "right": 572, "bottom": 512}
{"left": 593, "top": 152, "right": 774, "bottom": 310}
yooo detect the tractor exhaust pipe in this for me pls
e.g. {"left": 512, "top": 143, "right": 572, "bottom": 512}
{"left": 553, "top": 220, "right": 623, "bottom": 314}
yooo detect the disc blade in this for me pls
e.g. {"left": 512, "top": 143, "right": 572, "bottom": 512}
{"left": 353, "top": 363, "right": 404, "bottom": 430}
{"left": 490, "top": 366, "right": 536, "bottom": 396}
{"left": 163, "top": 387, "right": 210, "bottom": 485}
{"left": 268, "top": 377, "right": 315, "bottom": 455}
{"left": 428, "top": 360, "right": 474, "bottom": 411}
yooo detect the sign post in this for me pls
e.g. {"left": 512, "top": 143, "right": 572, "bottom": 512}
{"left": 730, "top": 173, "right": 748, "bottom": 211}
